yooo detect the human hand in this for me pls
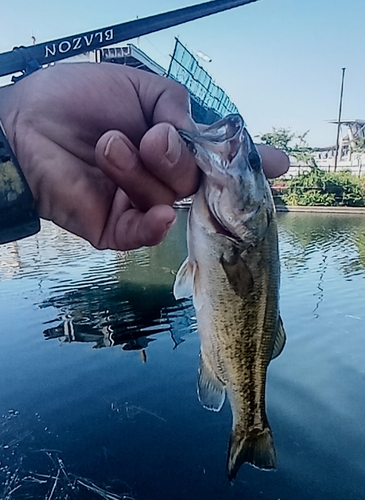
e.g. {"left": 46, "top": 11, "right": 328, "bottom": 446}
{"left": 0, "top": 63, "right": 289, "bottom": 250}
{"left": 0, "top": 62, "right": 198, "bottom": 250}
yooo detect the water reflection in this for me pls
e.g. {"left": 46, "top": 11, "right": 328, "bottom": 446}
{"left": 28, "top": 213, "right": 195, "bottom": 353}
{"left": 1, "top": 212, "right": 365, "bottom": 499}
{"left": 41, "top": 279, "right": 194, "bottom": 352}
{"left": 278, "top": 212, "right": 365, "bottom": 279}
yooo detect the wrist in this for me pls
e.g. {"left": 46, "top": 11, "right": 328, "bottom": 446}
{"left": 0, "top": 85, "right": 16, "bottom": 151}
{"left": 0, "top": 87, "right": 40, "bottom": 243}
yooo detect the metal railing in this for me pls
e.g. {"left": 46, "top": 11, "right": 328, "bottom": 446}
{"left": 168, "top": 38, "right": 238, "bottom": 118}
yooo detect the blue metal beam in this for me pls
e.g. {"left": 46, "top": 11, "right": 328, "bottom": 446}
{"left": 0, "top": 0, "right": 259, "bottom": 78}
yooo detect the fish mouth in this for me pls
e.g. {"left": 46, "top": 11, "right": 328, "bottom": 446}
{"left": 178, "top": 131, "right": 197, "bottom": 155}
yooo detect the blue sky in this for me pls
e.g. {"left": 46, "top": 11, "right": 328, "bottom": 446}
{"left": 1, "top": 0, "right": 364, "bottom": 146}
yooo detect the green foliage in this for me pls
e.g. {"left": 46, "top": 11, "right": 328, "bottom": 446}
{"left": 260, "top": 128, "right": 294, "bottom": 154}
{"left": 282, "top": 169, "right": 365, "bottom": 206}
{"left": 259, "top": 128, "right": 318, "bottom": 167}
{"left": 261, "top": 127, "right": 365, "bottom": 206}
{"left": 284, "top": 191, "right": 335, "bottom": 206}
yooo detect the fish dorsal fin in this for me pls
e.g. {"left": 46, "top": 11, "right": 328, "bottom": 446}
{"left": 271, "top": 316, "right": 286, "bottom": 360}
{"left": 220, "top": 255, "right": 254, "bottom": 298}
{"left": 173, "top": 258, "right": 204, "bottom": 311}
{"left": 197, "top": 351, "right": 226, "bottom": 412}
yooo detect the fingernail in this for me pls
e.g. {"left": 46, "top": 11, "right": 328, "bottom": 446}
{"left": 166, "top": 214, "right": 177, "bottom": 229}
{"left": 104, "top": 134, "right": 123, "bottom": 160}
{"left": 162, "top": 214, "right": 177, "bottom": 238}
{"left": 166, "top": 128, "right": 182, "bottom": 165}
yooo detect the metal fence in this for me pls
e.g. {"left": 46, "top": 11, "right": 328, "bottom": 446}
{"left": 167, "top": 38, "right": 238, "bottom": 118}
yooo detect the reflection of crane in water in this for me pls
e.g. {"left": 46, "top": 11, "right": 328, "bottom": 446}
{"left": 57, "top": 313, "right": 156, "bottom": 362}
{"left": 41, "top": 280, "right": 194, "bottom": 357}
{"left": 312, "top": 253, "right": 328, "bottom": 319}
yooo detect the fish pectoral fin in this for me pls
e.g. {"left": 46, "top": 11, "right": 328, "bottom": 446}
{"left": 271, "top": 315, "right": 286, "bottom": 360}
{"left": 220, "top": 255, "right": 253, "bottom": 297}
{"left": 173, "top": 257, "right": 195, "bottom": 300}
{"left": 197, "top": 352, "right": 226, "bottom": 412}
{"left": 173, "top": 258, "right": 204, "bottom": 311}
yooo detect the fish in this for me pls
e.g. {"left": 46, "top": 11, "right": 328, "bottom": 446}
{"left": 173, "top": 114, "right": 286, "bottom": 481}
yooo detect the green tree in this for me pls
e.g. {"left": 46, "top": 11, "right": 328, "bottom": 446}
{"left": 259, "top": 128, "right": 318, "bottom": 168}
{"left": 283, "top": 169, "right": 365, "bottom": 206}
{"left": 291, "top": 131, "right": 319, "bottom": 168}
{"left": 259, "top": 128, "right": 294, "bottom": 155}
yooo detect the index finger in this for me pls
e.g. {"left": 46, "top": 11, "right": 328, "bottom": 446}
{"left": 137, "top": 72, "right": 197, "bottom": 132}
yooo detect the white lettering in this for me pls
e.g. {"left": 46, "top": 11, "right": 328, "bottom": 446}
{"left": 73, "top": 37, "right": 82, "bottom": 50}
{"left": 45, "top": 44, "right": 56, "bottom": 57}
{"left": 84, "top": 34, "right": 94, "bottom": 47}
{"left": 45, "top": 29, "right": 115, "bottom": 59}
{"left": 95, "top": 32, "right": 103, "bottom": 43}
{"left": 59, "top": 41, "right": 72, "bottom": 53}
{"left": 105, "top": 29, "right": 114, "bottom": 41}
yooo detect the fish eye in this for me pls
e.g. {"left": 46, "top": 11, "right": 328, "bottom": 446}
{"left": 248, "top": 151, "right": 261, "bottom": 171}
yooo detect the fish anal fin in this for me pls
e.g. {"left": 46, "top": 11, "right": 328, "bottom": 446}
{"left": 271, "top": 315, "right": 286, "bottom": 360}
{"left": 220, "top": 255, "right": 253, "bottom": 297}
{"left": 197, "top": 352, "right": 225, "bottom": 412}
{"left": 227, "top": 427, "right": 277, "bottom": 481}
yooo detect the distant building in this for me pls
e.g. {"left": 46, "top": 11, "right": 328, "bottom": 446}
{"left": 288, "top": 119, "right": 365, "bottom": 177}
{"left": 101, "top": 44, "right": 166, "bottom": 77}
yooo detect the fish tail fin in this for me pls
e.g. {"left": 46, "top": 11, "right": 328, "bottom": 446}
{"left": 227, "top": 426, "right": 277, "bottom": 481}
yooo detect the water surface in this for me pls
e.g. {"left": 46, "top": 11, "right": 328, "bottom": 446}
{"left": 0, "top": 211, "right": 365, "bottom": 499}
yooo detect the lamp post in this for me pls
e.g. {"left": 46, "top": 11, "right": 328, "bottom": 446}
{"left": 196, "top": 51, "right": 212, "bottom": 63}
{"left": 334, "top": 67, "right": 346, "bottom": 172}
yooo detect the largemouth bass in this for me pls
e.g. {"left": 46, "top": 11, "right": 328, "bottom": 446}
{"left": 173, "top": 114, "right": 286, "bottom": 480}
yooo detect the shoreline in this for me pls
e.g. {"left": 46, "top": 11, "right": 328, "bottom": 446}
{"left": 174, "top": 202, "right": 365, "bottom": 214}
{"left": 275, "top": 205, "right": 365, "bottom": 214}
